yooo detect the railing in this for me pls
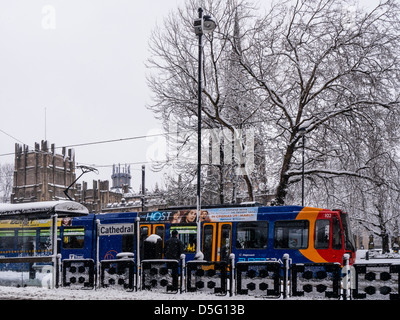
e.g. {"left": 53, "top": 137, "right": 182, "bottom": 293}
{"left": 1, "top": 253, "right": 399, "bottom": 300}
{"left": 236, "top": 261, "right": 281, "bottom": 298}
{"left": 351, "top": 263, "right": 400, "bottom": 300}
{"left": 100, "top": 258, "right": 135, "bottom": 291}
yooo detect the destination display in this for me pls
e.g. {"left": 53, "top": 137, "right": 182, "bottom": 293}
{"left": 98, "top": 223, "right": 135, "bottom": 236}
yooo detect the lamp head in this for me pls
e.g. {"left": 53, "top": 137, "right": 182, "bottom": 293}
{"left": 202, "top": 15, "right": 216, "bottom": 33}
{"left": 193, "top": 14, "right": 216, "bottom": 35}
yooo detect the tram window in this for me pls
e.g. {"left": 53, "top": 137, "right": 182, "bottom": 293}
{"left": 17, "top": 229, "right": 37, "bottom": 251}
{"left": 140, "top": 226, "right": 149, "bottom": 240}
{"left": 274, "top": 220, "right": 309, "bottom": 249}
{"left": 122, "top": 234, "right": 134, "bottom": 252}
{"left": 203, "top": 225, "right": 214, "bottom": 261}
{"left": 220, "top": 224, "right": 231, "bottom": 262}
{"left": 236, "top": 222, "right": 268, "bottom": 249}
{"left": 340, "top": 212, "right": 356, "bottom": 251}
{"left": 155, "top": 225, "right": 165, "bottom": 243}
{"left": 39, "top": 228, "right": 51, "bottom": 250}
{"left": 0, "top": 230, "right": 15, "bottom": 250}
{"left": 63, "top": 227, "right": 85, "bottom": 249}
{"left": 139, "top": 226, "right": 150, "bottom": 260}
{"left": 332, "top": 217, "right": 343, "bottom": 250}
{"left": 171, "top": 225, "right": 197, "bottom": 254}
{"left": 39, "top": 228, "right": 60, "bottom": 251}
{"left": 315, "top": 220, "right": 330, "bottom": 249}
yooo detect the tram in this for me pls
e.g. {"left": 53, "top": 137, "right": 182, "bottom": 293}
{"left": 0, "top": 202, "right": 356, "bottom": 267}
{"left": 136, "top": 205, "right": 356, "bottom": 265}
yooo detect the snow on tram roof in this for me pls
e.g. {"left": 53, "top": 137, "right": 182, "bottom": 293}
{"left": 0, "top": 201, "right": 89, "bottom": 218}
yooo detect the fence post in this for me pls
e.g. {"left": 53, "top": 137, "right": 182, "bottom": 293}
{"left": 283, "top": 254, "right": 289, "bottom": 299}
{"left": 342, "top": 254, "right": 350, "bottom": 300}
{"left": 135, "top": 217, "right": 140, "bottom": 292}
{"left": 96, "top": 219, "right": 100, "bottom": 289}
{"left": 229, "top": 253, "right": 235, "bottom": 297}
{"left": 56, "top": 253, "right": 62, "bottom": 288}
{"left": 180, "top": 254, "right": 186, "bottom": 294}
{"left": 51, "top": 213, "right": 58, "bottom": 289}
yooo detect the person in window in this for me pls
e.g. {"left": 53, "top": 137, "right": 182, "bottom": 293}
{"left": 164, "top": 230, "right": 184, "bottom": 260}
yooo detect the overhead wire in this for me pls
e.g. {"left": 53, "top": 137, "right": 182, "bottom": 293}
{"left": 0, "top": 117, "right": 268, "bottom": 158}
{"left": 0, "top": 129, "right": 25, "bottom": 145}
{"left": 0, "top": 130, "right": 173, "bottom": 158}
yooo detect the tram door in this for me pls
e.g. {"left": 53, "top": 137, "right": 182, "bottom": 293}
{"left": 202, "top": 223, "right": 232, "bottom": 262}
{"left": 139, "top": 224, "right": 165, "bottom": 260}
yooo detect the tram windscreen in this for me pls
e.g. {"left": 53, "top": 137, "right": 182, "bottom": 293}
{"left": 340, "top": 212, "right": 356, "bottom": 251}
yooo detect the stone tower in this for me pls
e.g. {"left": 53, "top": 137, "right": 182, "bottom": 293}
{"left": 111, "top": 164, "right": 132, "bottom": 194}
{"left": 11, "top": 140, "right": 76, "bottom": 203}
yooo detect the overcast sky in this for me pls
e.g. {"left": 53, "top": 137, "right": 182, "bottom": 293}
{"left": 0, "top": 0, "right": 381, "bottom": 194}
{"left": 0, "top": 0, "right": 186, "bottom": 192}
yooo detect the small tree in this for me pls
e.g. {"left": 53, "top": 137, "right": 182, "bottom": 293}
{"left": 0, "top": 163, "right": 13, "bottom": 203}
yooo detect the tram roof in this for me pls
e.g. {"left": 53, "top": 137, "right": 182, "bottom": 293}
{"left": 0, "top": 201, "right": 89, "bottom": 219}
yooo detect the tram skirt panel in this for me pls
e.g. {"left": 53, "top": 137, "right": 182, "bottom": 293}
{"left": 62, "top": 259, "right": 95, "bottom": 289}
{"left": 236, "top": 261, "right": 281, "bottom": 298}
{"left": 291, "top": 263, "right": 341, "bottom": 299}
{"left": 186, "top": 261, "right": 228, "bottom": 296}
{"left": 101, "top": 259, "right": 135, "bottom": 291}
{"left": 141, "top": 260, "right": 179, "bottom": 293}
{"left": 352, "top": 264, "right": 400, "bottom": 300}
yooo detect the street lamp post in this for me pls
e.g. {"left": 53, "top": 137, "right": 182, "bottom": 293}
{"left": 299, "top": 127, "right": 306, "bottom": 207}
{"left": 194, "top": 8, "right": 216, "bottom": 257}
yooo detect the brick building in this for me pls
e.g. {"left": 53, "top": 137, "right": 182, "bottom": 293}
{"left": 11, "top": 140, "right": 76, "bottom": 203}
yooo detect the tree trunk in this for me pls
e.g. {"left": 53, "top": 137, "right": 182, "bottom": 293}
{"left": 275, "top": 140, "right": 297, "bottom": 205}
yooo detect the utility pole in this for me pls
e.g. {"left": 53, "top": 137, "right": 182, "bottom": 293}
{"left": 141, "top": 165, "right": 146, "bottom": 211}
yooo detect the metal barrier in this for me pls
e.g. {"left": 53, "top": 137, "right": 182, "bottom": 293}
{"left": 100, "top": 259, "right": 135, "bottom": 291}
{"left": 186, "top": 261, "right": 228, "bottom": 295}
{"left": 236, "top": 261, "right": 281, "bottom": 298}
{"left": 141, "top": 259, "right": 179, "bottom": 293}
{"left": 351, "top": 263, "right": 400, "bottom": 300}
{"left": 25, "top": 254, "right": 400, "bottom": 300}
{"left": 62, "top": 259, "right": 95, "bottom": 289}
{"left": 291, "top": 263, "right": 341, "bottom": 299}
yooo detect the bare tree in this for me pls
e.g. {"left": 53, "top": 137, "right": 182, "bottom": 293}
{"left": 233, "top": 0, "right": 400, "bottom": 205}
{"left": 147, "top": 0, "right": 262, "bottom": 203}
{"left": 146, "top": 0, "right": 400, "bottom": 249}
{"left": 0, "top": 163, "right": 13, "bottom": 203}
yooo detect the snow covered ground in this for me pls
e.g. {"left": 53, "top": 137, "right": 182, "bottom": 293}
{"left": 0, "top": 250, "right": 398, "bottom": 300}
{"left": 0, "top": 286, "right": 249, "bottom": 300}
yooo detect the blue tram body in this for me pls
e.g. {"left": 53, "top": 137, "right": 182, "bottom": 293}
{"left": 60, "top": 214, "right": 97, "bottom": 261}
{"left": 0, "top": 204, "right": 356, "bottom": 273}
{"left": 95, "top": 212, "right": 137, "bottom": 262}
